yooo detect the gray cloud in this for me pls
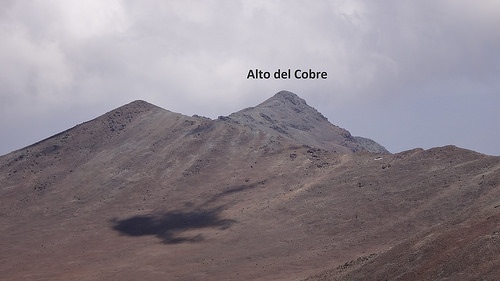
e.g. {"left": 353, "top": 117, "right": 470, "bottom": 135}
{"left": 1, "top": 0, "right": 499, "bottom": 155}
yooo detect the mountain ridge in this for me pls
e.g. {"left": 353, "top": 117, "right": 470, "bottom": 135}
{"left": 8, "top": 91, "right": 388, "bottom": 156}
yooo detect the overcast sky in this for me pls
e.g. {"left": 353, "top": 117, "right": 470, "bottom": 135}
{"left": 1, "top": 0, "right": 499, "bottom": 156}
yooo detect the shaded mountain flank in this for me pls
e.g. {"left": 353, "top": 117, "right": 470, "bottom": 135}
{"left": 0, "top": 91, "right": 499, "bottom": 281}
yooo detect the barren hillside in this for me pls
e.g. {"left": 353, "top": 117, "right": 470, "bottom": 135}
{"left": 1, "top": 91, "right": 498, "bottom": 280}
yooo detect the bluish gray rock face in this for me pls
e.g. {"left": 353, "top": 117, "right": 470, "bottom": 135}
{"left": 353, "top": 136, "right": 390, "bottom": 154}
{"left": 226, "top": 90, "right": 389, "bottom": 154}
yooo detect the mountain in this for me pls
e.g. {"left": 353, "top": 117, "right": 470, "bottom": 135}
{"left": 0, "top": 91, "right": 499, "bottom": 280}
{"left": 226, "top": 90, "right": 389, "bottom": 154}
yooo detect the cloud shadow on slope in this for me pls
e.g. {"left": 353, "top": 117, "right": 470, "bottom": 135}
{"left": 110, "top": 180, "right": 270, "bottom": 244}
{"left": 111, "top": 208, "right": 235, "bottom": 244}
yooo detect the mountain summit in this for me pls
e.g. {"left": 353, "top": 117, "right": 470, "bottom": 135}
{"left": 227, "top": 90, "right": 388, "bottom": 153}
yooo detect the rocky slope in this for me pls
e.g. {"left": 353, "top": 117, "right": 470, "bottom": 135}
{"left": 227, "top": 90, "right": 389, "bottom": 154}
{"left": 0, "top": 91, "right": 498, "bottom": 280}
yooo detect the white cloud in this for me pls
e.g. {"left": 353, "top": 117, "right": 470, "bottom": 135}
{"left": 53, "top": 0, "right": 130, "bottom": 40}
{"left": 0, "top": 21, "right": 73, "bottom": 114}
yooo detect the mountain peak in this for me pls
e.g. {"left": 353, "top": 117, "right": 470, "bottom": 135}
{"left": 267, "top": 90, "right": 308, "bottom": 106}
{"left": 249, "top": 90, "right": 328, "bottom": 123}
{"left": 119, "top": 99, "right": 162, "bottom": 112}
{"left": 227, "top": 90, "right": 387, "bottom": 153}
